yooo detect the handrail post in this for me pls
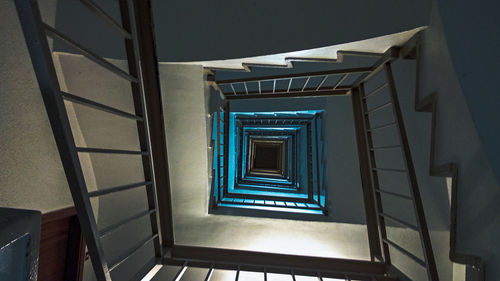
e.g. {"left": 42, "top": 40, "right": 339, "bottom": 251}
{"left": 223, "top": 99, "right": 230, "bottom": 197}
{"left": 130, "top": 0, "right": 175, "bottom": 251}
{"left": 120, "top": 0, "right": 162, "bottom": 261}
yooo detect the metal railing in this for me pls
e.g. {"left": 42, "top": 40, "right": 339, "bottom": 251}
{"left": 162, "top": 246, "right": 398, "bottom": 281}
{"left": 214, "top": 67, "right": 371, "bottom": 99}
{"left": 352, "top": 60, "right": 439, "bottom": 280}
{"left": 209, "top": 46, "right": 439, "bottom": 279}
{"left": 14, "top": 0, "right": 171, "bottom": 280}
{"left": 159, "top": 262, "right": 397, "bottom": 281}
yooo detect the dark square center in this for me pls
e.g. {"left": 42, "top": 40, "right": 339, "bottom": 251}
{"left": 253, "top": 143, "right": 281, "bottom": 170}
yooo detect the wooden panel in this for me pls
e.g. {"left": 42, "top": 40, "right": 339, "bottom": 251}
{"left": 38, "top": 207, "right": 84, "bottom": 281}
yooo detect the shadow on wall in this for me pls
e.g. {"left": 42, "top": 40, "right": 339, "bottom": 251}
{"left": 433, "top": 0, "right": 500, "bottom": 184}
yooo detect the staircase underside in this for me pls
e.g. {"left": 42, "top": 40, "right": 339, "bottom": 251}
{"left": 159, "top": 27, "right": 424, "bottom": 71}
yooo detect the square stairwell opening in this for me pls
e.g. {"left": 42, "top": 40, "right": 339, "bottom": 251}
{"left": 249, "top": 139, "right": 284, "bottom": 175}
{"left": 210, "top": 110, "right": 327, "bottom": 216}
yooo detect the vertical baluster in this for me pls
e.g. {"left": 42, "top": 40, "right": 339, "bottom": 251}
{"left": 173, "top": 261, "right": 188, "bottom": 281}
{"left": 217, "top": 90, "right": 222, "bottom": 201}
{"left": 235, "top": 265, "right": 240, "bottom": 281}
{"left": 314, "top": 117, "right": 321, "bottom": 207}
{"left": 244, "top": 82, "right": 248, "bottom": 95}
{"left": 122, "top": 0, "right": 163, "bottom": 259}
{"left": 334, "top": 73, "right": 348, "bottom": 89}
{"left": 316, "top": 75, "right": 328, "bottom": 91}
{"left": 230, "top": 83, "right": 236, "bottom": 95}
{"left": 223, "top": 100, "right": 230, "bottom": 197}
{"left": 302, "top": 76, "right": 311, "bottom": 91}
{"left": 291, "top": 269, "right": 297, "bottom": 281}
{"left": 204, "top": 264, "right": 214, "bottom": 281}
{"left": 287, "top": 78, "right": 293, "bottom": 92}
{"left": 358, "top": 84, "right": 389, "bottom": 262}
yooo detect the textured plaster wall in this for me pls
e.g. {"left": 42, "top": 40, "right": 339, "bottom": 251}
{"left": 0, "top": 0, "right": 73, "bottom": 213}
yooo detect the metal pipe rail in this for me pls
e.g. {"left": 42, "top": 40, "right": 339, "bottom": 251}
{"left": 61, "top": 91, "right": 143, "bottom": 121}
{"left": 161, "top": 246, "right": 400, "bottom": 281}
{"left": 212, "top": 49, "right": 400, "bottom": 100}
{"left": 216, "top": 67, "right": 371, "bottom": 85}
{"left": 43, "top": 24, "right": 138, "bottom": 83}
{"left": 225, "top": 88, "right": 349, "bottom": 100}
{"left": 219, "top": 198, "right": 323, "bottom": 210}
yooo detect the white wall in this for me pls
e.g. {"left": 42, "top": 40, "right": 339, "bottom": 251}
{"left": 0, "top": 0, "right": 73, "bottom": 213}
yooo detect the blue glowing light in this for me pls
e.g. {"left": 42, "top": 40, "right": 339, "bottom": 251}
{"left": 211, "top": 110, "right": 327, "bottom": 215}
